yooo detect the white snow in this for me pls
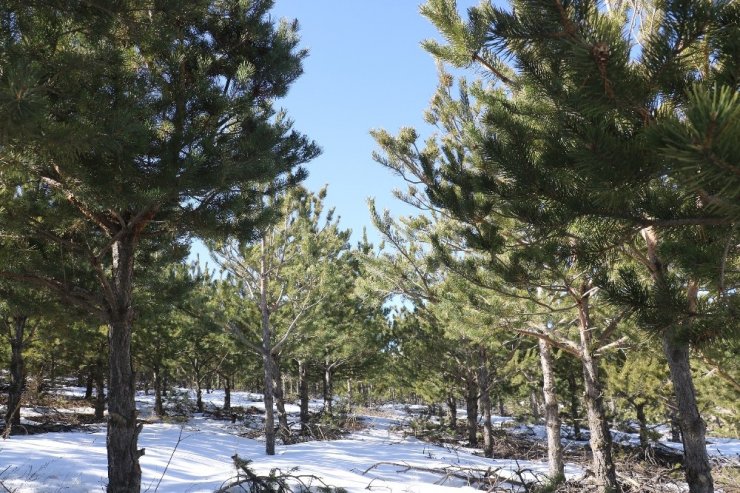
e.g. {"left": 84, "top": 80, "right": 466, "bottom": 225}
{"left": 1, "top": 389, "right": 738, "bottom": 492}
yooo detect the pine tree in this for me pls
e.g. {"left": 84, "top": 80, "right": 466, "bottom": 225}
{"left": 0, "top": 2, "right": 318, "bottom": 490}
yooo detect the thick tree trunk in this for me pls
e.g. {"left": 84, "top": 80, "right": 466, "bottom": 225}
{"left": 298, "top": 360, "right": 309, "bottom": 433}
{"left": 478, "top": 348, "right": 494, "bottom": 458}
{"left": 446, "top": 394, "right": 457, "bottom": 432}
{"left": 577, "top": 293, "right": 619, "bottom": 493}
{"left": 642, "top": 228, "right": 713, "bottom": 493}
{"left": 539, "top": 338, "right": 565, "bottom": 482}
{"left": 567, "top": 366, "right": 582, "bottom": 440}
{"left": 465, "top": 375, "right": 478, "bottom": 447}
{"left": 323, "top": 359, "right": 333, "bottom": 416}
{"left": 105, "top": 237, "right": 143, "bottom": 493}
{"left": 5, "top": 316, "right": 28, "bottom": 431}
{"left": 663, "top": 336, "right": 713, "bottom": 493}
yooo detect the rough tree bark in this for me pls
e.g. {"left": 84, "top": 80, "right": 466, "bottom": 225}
{"left": 576, "top": 286, "right": 619, "bottom": 493}
{"left": 539, "top": 338, "right": 565, "bottom": 481}
{"left": 105, "top": 235, "right": 144, "bottom": 493}
{"left": 642, "top": 228, "right": 713, "bottom": 493}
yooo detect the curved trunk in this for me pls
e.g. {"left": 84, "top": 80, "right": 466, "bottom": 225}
{"left": 539, "top": 338, "right": 564, "bottom": 482}
{"left": 663, "top": 336, "right": 713, "bottom": 493}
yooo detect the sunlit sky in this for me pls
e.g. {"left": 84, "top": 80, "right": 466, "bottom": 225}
{"left": 267, "top": 0, "right": 479, "bottom": 246}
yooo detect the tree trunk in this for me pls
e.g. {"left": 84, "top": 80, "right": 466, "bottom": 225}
{"left": 259, "top": 239, "right": 276, "bottom": 456}
{"left": 446, "top": 394, "right": 457, "bottom": 432}
{"left": 323, "top": 359, "right": 333, "bottom": 416}
{"left": 272, "top": 356, "right": 290, "bottom": 443}
{"left": 465, "top": 375, "right": 478, "bottom": 447}
{"left": 567, "top": 366, "right": 582, "bottom": 440}
{"left": 223, "top": 375, "right": 231, "bottom": 412}
{"left": 85, "top": 367, "right": 94, "bottom": 400}
{"left": 539, "top": 338, "right": 565, "bottom": 482}
{"left": 529, "top": 388, "right": 542, "bottom": 420}
{"left": 663, "top": 336, "right": 713, "bottom": 493}
{"left": 5, "top": 316, "right": 28, "bottom": 431}
{"left": 642, "top": 228, "right": 713, "bottom": 493}
{"left": 153, "top": 365, "right": 163, "bottom": 417}
{"left": 577, "top": 292, "right": 619, "bottom": 493}
{"left": 635, "top": 402, "right": 648, "bottom": 449}
{"left": 95, "top": 353, "right": 106, "bottom": 421}
{"left": 298, "top": 360, "right": 309, "bottom": 433}
{"left": 195, "top": 373, "right": 203, "bottom": 413}
{"left": 477, "top": 348, "right": 493, "bottom": 458}
{"left": 105, "top": 236, "right": 143, "bottom": 493}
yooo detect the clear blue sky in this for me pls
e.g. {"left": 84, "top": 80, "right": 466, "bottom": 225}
{"left": 267, "top": 0, "right": 478, "bottom": 245}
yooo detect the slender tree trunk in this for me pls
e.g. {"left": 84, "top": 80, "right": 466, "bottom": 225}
{"left": 5, "top": 316, "right": 28, "bottom": 431}
{"left": 223, "top": 375, "right": 231, "bottom": 412}
{"left": 272, "top": 356, "right": 290, "bottom": 443}
{"left": 85, "top": 367, "right": 94, "bottom": 400}
{"left": 577, "top": 291, "right": 619, "bottom": 493}
{"left": 567, "top": 366, "right": 582, "bottom": 440}
{"left": 259, "top": 238, "right": 276, "bottom": 456}
{"left": 634, "top": 401, "right": 648, "bottom": 449}
{"left": 195, "top": 370, "right": 203, "bottom": 413}
{"left": 465, "top": 375, "right": 478, "bottom": 447}
{"left": 94, "top": 352, "right": 106, "bottom": 421}
{"left": 529, "top": 388, "right": 542, "bottom": 421}
{"left": 498, "top": 397, "right": 505, "bottom": 417}
{"left": 106, "top": 236, "right": 143, "bottom": 493}
{"left": 323, "top": 358, "right": 333, "bottom": 416}
{"left": 446, "top": 394, "right": 457, "bottom": 432}
{"left": 298, "top": 360, "right": 309, "bottom": 433}
{"left": 477, "top": 348, "right": 493, "bottom": 458}
{"left": 539, "top": 338, "right": 565, "bottom": 482}
{"left": 153, "top": 365, "right": 163, "bottom": 417}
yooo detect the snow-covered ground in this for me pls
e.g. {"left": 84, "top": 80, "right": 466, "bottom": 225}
{"left": 1, "top": 388, "right": 738, "bottom": 492}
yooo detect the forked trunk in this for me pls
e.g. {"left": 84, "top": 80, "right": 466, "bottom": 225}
{"left": 106, "top": 237, "right": 143, "bottom": 493}
{"left": 539, "top": 338, "right": 565, "bottom": 482}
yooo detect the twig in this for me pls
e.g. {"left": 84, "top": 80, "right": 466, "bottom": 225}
{"left": 147, "top": 425, "right": 187, "bottom": 493}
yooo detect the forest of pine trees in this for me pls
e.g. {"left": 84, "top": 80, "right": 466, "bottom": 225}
{"left": 0, "top": 1, "right": 737, "bottom": 493}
